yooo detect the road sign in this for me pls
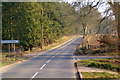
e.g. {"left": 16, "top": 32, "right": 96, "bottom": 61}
{"left": 1, "top": 40, "right": 20, "bottom": 44}
{"left": 1, "top": 40, "right": 20, "bottom": 53}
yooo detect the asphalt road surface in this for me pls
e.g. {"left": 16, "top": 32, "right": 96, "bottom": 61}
{"left": 2, "top": 37, "right": 83, "bottom": 80}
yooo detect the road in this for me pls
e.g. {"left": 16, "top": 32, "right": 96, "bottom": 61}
{"left": 2, "top": 37, "right": 83, "bottom": 80}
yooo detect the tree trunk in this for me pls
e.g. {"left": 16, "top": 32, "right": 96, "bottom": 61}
{"left": 118, "top": 8, "right": 120, "bottom": 55}
{"left": 82, "top": 23, "right": 86, "bottom": 38}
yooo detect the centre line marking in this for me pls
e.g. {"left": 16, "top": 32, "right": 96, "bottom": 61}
{"left": 52, "top": 56, "right": 55, "bottom": 58}
{"left": 47, "top": 59, "right": 51, "bottom": 63}
{"left": 30, "top": 38, "right": 77, "bottom": 79}
{"left": 38, "top": 38, "right": 75, "bottom": 70}
{"left": 31, "top": 72, "right": 38, "bottom": 79}
{"left": 40, "top": 64, "right": 46, "bottom": 69}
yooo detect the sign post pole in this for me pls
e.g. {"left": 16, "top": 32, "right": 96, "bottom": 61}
{"left": 14, "top": 43, "right": 15, "bottom": 53}
{"left": 8, "top": 44, "right": 10, "bottom": 53}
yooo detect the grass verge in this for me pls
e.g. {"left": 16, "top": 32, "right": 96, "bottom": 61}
{"left": 77, "top": 58, "right": 120, "bottom": 73}
{"left": 81, "top": 72, "right": 120, "bottom": 79}
{"left": 0, "top": 53, "right": 30, "bottom": 67}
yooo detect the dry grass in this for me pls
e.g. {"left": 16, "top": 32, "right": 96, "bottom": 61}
{"left": 0, "top": 53, "right": 30, "bottom": 67}
{"left": 74, "top": 34, "right": 119, "bottom": 56}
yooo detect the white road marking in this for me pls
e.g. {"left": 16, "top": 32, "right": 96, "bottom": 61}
{"left": 40, "top": 64, "right": 46, "bottom": 69}
{"left": 52, "top": 56, "right": 55, "bottom": 59}
{"left": 45, "top": 38, "right": 75, "bottom": 52}
{"left": 31, "top": 72, "right": 38, "bottom": 79}
{"left": 47, "top": 59, "right": 51, "bottom": 63}
{"left": 46, "top": 50, "right": 61, "bottom": 64}
{"left": 40, "top": 50, "right": 63, "bottom": 70}
{"left": 30, "top": 38, "right": 78, "bottom": 79}
{"left": 39, "top": 38, "right": 77, "bottom": 70}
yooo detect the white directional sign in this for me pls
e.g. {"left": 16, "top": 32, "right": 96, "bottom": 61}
{"left": 1, "top": 40, "right": 20, "bottom": 44}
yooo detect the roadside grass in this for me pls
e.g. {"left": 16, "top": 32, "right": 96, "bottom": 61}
{"left": 0, "top": 53, "right": 30, "bottom": 67}
{"left": 77, "top": 58, "right": 120, "bottom": 73}
{"left": 81, "top": 72, "right": 120, "bottom": 79}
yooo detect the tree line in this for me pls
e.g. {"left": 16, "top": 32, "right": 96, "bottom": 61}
{"left": 3, "top": 1, "right": 119, "bottom": 52}
{"left": 2, "top": 2, "right": 72, "bottom": 50}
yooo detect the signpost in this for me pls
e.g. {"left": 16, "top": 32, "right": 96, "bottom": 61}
{"left": 1, "top": 40, "right": 20, "bottom": 53}
{"left": 1, "top": 40, "right": 19, "bottom": 44}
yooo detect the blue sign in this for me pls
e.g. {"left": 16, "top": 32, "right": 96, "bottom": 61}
{"left": 1, "top": 40, "right": 20, "bottom": 44}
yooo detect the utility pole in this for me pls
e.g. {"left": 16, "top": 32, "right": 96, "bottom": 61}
{"left": 8, "top": 44, "right": 10, "bottom": 53}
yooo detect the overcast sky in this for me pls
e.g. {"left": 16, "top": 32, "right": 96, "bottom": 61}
{"left": 66, "top": 0, "right": 111, "bottom": 17}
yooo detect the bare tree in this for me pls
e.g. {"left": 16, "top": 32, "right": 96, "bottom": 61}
{"left": 109, "top": 1, "right": 120, "bottom": 53}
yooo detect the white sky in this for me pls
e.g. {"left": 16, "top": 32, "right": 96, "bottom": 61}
{"left": 66, "top": 0, "right": 111, "bottom": 17}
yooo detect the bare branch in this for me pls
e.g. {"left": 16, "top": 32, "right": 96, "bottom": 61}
{"left": 92, "top": 0, "right": 101, "bottom": 8}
